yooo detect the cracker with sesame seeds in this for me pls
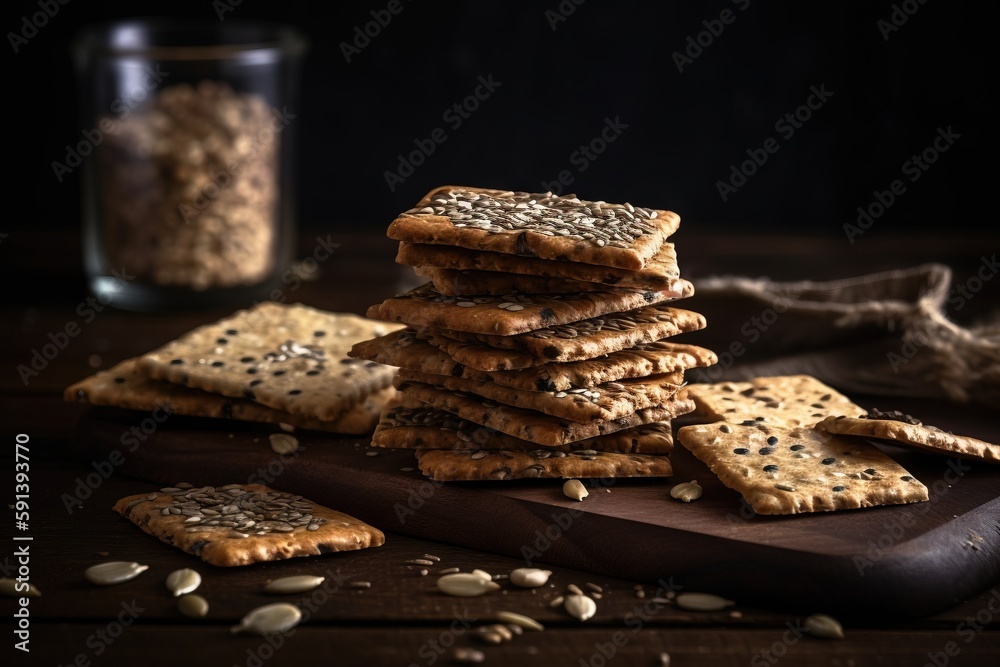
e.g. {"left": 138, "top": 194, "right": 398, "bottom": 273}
{"left": 677, "top": 422, "right": 928, "bottom": 515}
{"left": 415, "top": 448, "right": 673, "bottom": 481}
{"left": 387, "top": 185, "right": 681, "bottom": 270}
{"left": 682, "top": 375, "right": 864, "bottom": 428}
{"left": 65, "top": 357, "right": 398, "bottom": 434}
{"left": 137, "top": 303, "right": 404, "bottom": 422}
{"left": 816, "top": 414, "right": 1000, "bottom": 465}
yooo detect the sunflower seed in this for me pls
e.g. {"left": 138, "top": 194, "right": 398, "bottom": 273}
{"left": 669, "top": 480, "right": 703, "bottom": 502}
{"left": 563, "top": 479, "right": 588, "bottom": 501}
{"left": 165, "top": 568, "right": 201, "bottom": 597}
{"left": 564, "top": 594, "right": 597, "bottom": 621}
{"left": 348, "top": 581, "right": 372, "bottom": 589}
{"left": 675, "top": 592, "right": 735, "bottom": 611}
{"left": 85, "top": 561, "right": 149, "bottom": 586}
{"left": 178, "top": 594, "right": 209, "bottom": 618}
{"left": 407, "top": 559, "right": 435, "bottom": 566}
{"left": 264, "top": 575, "right": 326, "bottom": 594}
{"left": 805, "top": 613, "right": 845, "bottom": 639}
{"left": 231, "top": 602, "right": 302, "bottom": 635}
{"left": 471, "top": 569, "right": 493, "bottom": 582}
{"left": 451, "top": 647, "right": 486, "bottom": 664}
{"left": 496, "top": 610, "right": 545, "bottom": 631}
{"left": 438, "top": 567, "right": 460, "bottom": 574}
{"left": 549, "top": 595, "right": 565, "bottom": 608}
{"left": 437, "top": 573, "right": 501, "bottom": 597}
{"left": 0, "top": 578, "right": 40, "bottom": 597}
{"left": 585, "top": 582, "right": 603, "bottom": 594}
{"left": 509, "top": 568, "right": 552, "bottom": 588}
{"left": 659, "top": 652, "right": 671, "bottom": 667}
{"left": 566, "top": 584, "right": 584, "bottom": 596}
{"left": 476, "top": 629, "right": 504, "bottom": 644}
{"left": 269, "top": 433, "right": 299, "bottom": 455}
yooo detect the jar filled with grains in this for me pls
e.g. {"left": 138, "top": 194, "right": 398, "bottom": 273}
{"left": 72, "top": 19, "right": 307, "bottom": 310}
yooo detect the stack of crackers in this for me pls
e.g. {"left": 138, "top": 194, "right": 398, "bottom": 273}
{"left": 350, "top": 185, "right": 718, "bottom": 481}
{"left": 66, "top": 303, "right": 404, "bottom": 435}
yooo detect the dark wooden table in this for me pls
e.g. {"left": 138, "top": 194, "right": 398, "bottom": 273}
{"left": 2, "top": 229, "right": 998, "bottom": 666}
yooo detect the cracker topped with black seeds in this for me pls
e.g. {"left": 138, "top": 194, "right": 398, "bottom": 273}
{"left": 387, "top": 185, "right": 681, "bottom": 270}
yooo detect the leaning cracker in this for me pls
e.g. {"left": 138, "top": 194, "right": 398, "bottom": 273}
{"left": 415, "top": 449, "right": 672, "bottom": 481}
{"left": 396, "top": 368, "right": 683, "bottom": 424}
{"left": 367, "top": 282, "right": 693, "bottom": 336}
{"left": 113, "top": 483, "right": 384, "bottom": 567}
{"left": 683, "top": 375, "right": 864, "bottom": 428}
{"left": 394, "top": 379, "right": 694, "bottom": 446}
{"left": 374, "top": 403, "right": 675, "bottom": 453}
{"left": 388, "top": 185, "right": 680, "bottom": 270}
{"left": 138, "top": 303, "right": 403, "bottom": 422}
{"left": 65, "top": 357, "right": 397, "bottom": 434}
{"left": 677, "top": 422, "right": 928, "bottom": 515}
{"left": 816, "top": 415, "right": 1000, "bottom": 465}
{"left": 397, "top": 240, "right": 681, "bottom": 290}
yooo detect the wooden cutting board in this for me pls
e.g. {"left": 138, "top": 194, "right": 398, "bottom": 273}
{"left": 72, "top": 408, "right": 1000, "bottom": 618}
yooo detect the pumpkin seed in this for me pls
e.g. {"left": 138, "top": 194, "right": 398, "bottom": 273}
{"left": 563, "top": 479, "right": 588, "bottom": 501}
{"left": 178, "top": 594, "right": 209, "bottom": 618}
{"left": 165, "top": 568, "right": 201, "bottom": 597}
{"left": 231, "top": 602, "right": 302, "bottom": 635}
{"left": 437, "top": 573, "right": 500, "bottom": 597}
{"left": 264, "top": 575, "right": 325, "bottom": 594}
{"left": 0, "top": 578, "right": 40, "bottom": 597}
{"left": 509, "top": 568, "right": 552, "bottom": 588}
{"left": 85, "top": 561, "right": 149, "bottom": 586}
{"left": 805, "top": 613, "right": 845, "bottom": 639}
{"left": 675, "top": 592, "right": 735, "bottom": 611}
{"left": 564, "top": 594, "right": 597, "bottom": 621}
{"left": 496, "top": 610, "right": 544, "bottom": 631}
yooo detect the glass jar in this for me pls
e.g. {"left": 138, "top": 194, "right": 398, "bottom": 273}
{"left": 72, "top": 19, "right": 307, "bottom": 311}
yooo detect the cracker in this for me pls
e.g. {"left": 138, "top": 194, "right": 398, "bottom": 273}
{"left": 65, "top": 358, "right": 396, "bottom": 434}
{"left": 387, "top": 185, "right": 681, "bottom": 270}
{"left": 415, "top": 449, "right": 672, "bottom": 481}
{"left": 418, "top": 267, "right": 616, "bottom": 295}
{"left": 374, "top": 402, "right": 675, "bottom": 453}
{"left": 683, "top": 375, "right": 864, "bottom": 428}
{"left": 138, "top": 303, "right": 404, "bottom": 422}
{"left": 816, "top": 415, "right": 1000, "bottom": 465}
{"left": 421, "top": 306, "right": 707, "bottom": 371}
{"left": 366, "top": 282, "right": 693, "bottom": 336}
{"left": 396, "top": 368, "right": 683, "bottom": 423}
{"left": 113, "top": 483, "right": 384, "bottom": 566}
{"left": 397, "top": 240, "right": 681, "bottom": 291}
{"left": 677, "top": 422, "right": 929, "bottom": 515}
{"left": 393, "top": 379, "right": 695, "bottom": 446}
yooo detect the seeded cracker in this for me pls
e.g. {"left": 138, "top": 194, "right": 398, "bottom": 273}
{"left": 350, "top": 329, "right": 715, "bottom": 391}
{"left": 677, "top": 422, "right": 928, "bottom": 514}
{"left": 396, "top": 368, "right": 683, "bottom": 423}
{"left": 415, "top": 449, "right": 672, "bottom": 481}
{"left": 816, "top": 415, "right": 1000, "bottom": 465}
{"left": 113, "top": 483, "right": 384, "bottom": 566}
{"left": 394, "top": 379, "right": 695, "bottom": 446}
{"left": 387, "top": 186, "right": 681, "bottom": 270}
{"left": 367, "top": 282, "right": 693, "bottom": 336}
{"left": 138, "top": 303, "right": 404, "bottom": 422}
{"left": 374, "top": 401, "right": 675, "bottom": 453}
{"left": 417, "top": 267, "right": 626, "bottom": 295}
{"left": 397, "top": 241, "right": 681, "bottom": 291}
{"left": 65, "top": 357, "right": 398, "bottom": 434}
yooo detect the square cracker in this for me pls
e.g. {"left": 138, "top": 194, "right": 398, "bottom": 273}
{"left": 677, "top": 422, "right": 928, "bottom": 515}
{"left": 415, "top": 449, "right": 672, "bottom": 481}
{"left": 396, "top": 368, "right": 683, "bottom": 424}
{"left": 397, "top": 240, "right": 681, "bottom": 291}
{"left": 394, "top": 379, "right": 694, "bottom": 446}
{"left": 683, "top": 375, "right": 864, "bottom": 428}
{"left": 138, "top": 303, "right": 404, "bottom": 422}
{"left": 816, "top": 415, "right": 1000, "bottom": 465}
{"left": 367, "top": 282, "right": 693, "bottom": 336}
{"left": 417, "top": 267, "right": 624, "bottom": 295}
{"left": 113, "top": 483, "right": 384, "bottom": 566}
{"left": 65, "top": 357, "right": 397, "bottom": 434}
{"left": 387, "top": 185, "right": 681, "bottom": 270}
{"left": 374, "top": 402, "right": 675, "bottom": 453}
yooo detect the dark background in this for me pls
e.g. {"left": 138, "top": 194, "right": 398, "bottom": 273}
{"left": 4, "top": 0, "right": 998, "bottom": 238}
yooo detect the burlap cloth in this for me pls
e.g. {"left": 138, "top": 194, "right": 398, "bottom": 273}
{"left": 680, "top": 264, "right": 1000, "bottom": 408}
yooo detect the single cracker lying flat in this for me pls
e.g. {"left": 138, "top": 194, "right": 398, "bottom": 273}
{"left": 113, "top": 483, "right": 384, "bottom": 566}
{"left": 677, "top": 422, "right": 929, "bottom": 515}
{"left": 396, "top": 368, "right": 683, "bottom": 424}
{"left": 367, "top": 282, "right": 693, "bottom": 336}
{"left": 65, "top": 358, "right": 397, "bottom": 434}
{"left": 421, "top": 305, "right": 707, "bottom": 371}
{"left": 138, "top": 303, "right": 403, "bottom": 422}
{"left": 816, "top": 415, "right": 1000, "bottom": 465}
{"left": 351, "top": 329, "right": 715, "bottom": 391}
{"left": 418, "top": 267, "right": 622, "bottom": 295}
{"left": 397, "top": 240, "right": 681, "bottom": 291}
{"left": 415, "top": 449, "right": 672, "bottom": 481}
{"left": 374, "top": 402, "right": 675, "bottom": 453}
{"left": 387, "top": 185, "right": 681, "bottom": 270}
{"left": 395, "top": 380, "right": 695, "bottom": 446}
{"left": 683, "top": 375, "right": 864, "bottom": 428}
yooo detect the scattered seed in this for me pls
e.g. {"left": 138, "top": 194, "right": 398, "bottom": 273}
{"left": 591, "top": 592, "right": 603, "bottom": 600}
{"left": 549, "top": 595, "right": 565, "bottom": 608}
{"left": 348, "top": 581, "right": 372, "bottom": 589}
{"left": 488, "top": 624, "right": 513, "bottom": 641}
{"left": 675, "top": 592, "right": 735, "bottom": 611}
{"left": 264, "top": 575, "right": 326, "bottom": 594}
{"left": 585, "top": 582, "right": 603, "bottom": 594}
{"left": 178, "top": 594, "right": 209, "bottom": 618}
{"left": 729, "top": 610, "right": 743, "bottom": 619}
{"left": 565, "top": 594, "right": 597, "bottom": 621}
{"left": 165, "top": 568, "right": 201, "bottom": 597}
{"left": 419, "top": 569, "right": 428, "bottom": 576}
{"left": 0, "top": 578, "right": 40, "bottom": 597}
{"left": 85, "top": 561, "right": 149, "bottom": 586}
{"left": 659, "top": 651, "right": 671, "bottom": 667}
{"left": 437, "top": 573, "right": 501, "bottom": 597}
{"left": 407, "top": 559, "right": 435, "bottom": 566}
{"left": 566, "top": 584, "right": 584, "bottom": 596}
{"left": 669, "top": 480, "right": 703, "bottom": 502}
{"left": 477, "top": 629, "right": 503, "bottom": 645}
{"left": 278, "top": 423, "right": 295, "bottom": 432}
{"left": 805, "top": 613, "right": 845, "bottom": 639}
{"left": 496, "top": 610, "right": 545, "bottom": 631}
{"left": 452, "top": 647, "right": 485, "bottom": 664}
{"left": 509, "top": 568, "right": 552, "bottom": 588}
{"left": 438, "top": 567, "right": 460, "bottom": 574}
{"left": 268, "top": 433, "right": 299, "bottom": 455}
{"left": 649, "top": 597, "right": 672, "bottom": 604}
{"left": 472, "top": 569, "right": 493, "bottom": 582}
{"left": 422, "top": 554, "right": 441, "bottom": 562}
{"left": 231, "top": 602, "right": 302, "bottom": 635}
{"left": 563, "top": 479, "right": 588, "bottom": 501}
{"left": 635, "top": 590, "right": 646, "bottom": 599}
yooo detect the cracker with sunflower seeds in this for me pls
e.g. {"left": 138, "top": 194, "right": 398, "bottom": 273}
{"left": 415, "top": 448, "right": 672, "bottom": 481}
